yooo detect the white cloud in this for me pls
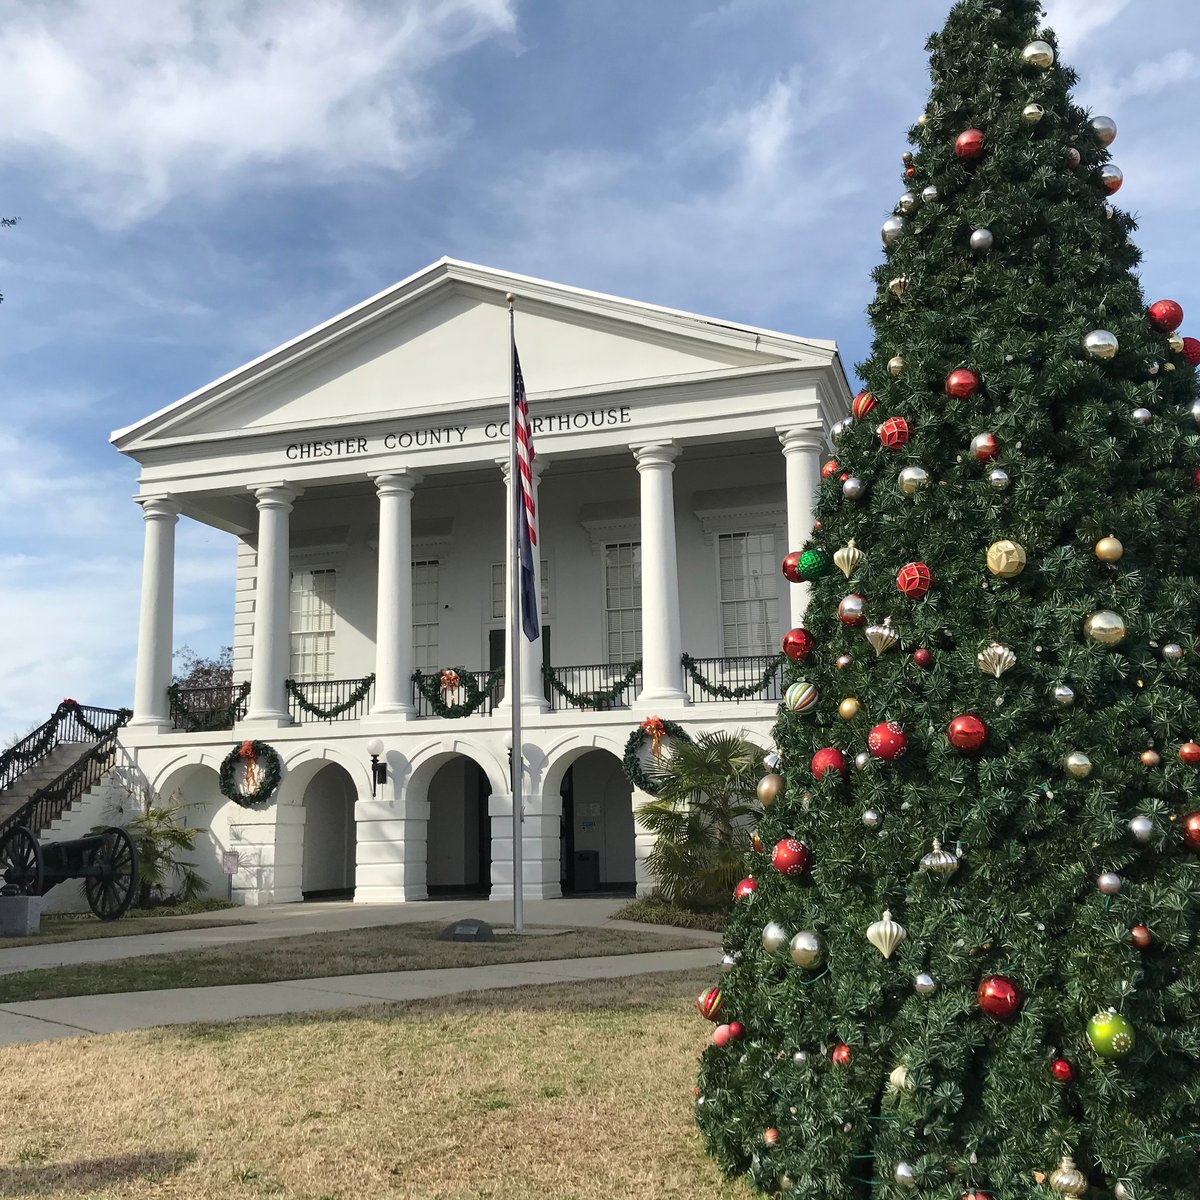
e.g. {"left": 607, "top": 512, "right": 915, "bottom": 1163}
{"left": 1042, "top": 0, "right": 1132, "bottom": 48}
{"left": 1085, "top": 49, "right": 1198, "bottom": 109}
{"left": 0, "top": 0, "right": 516, "bottom": 226}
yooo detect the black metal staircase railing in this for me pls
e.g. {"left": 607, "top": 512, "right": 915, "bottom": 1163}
{"left": 0, "top": 725, "right": 126, "bottom": 842}
{"left": 0, "top": 702, "right": 131, "bottom": 794}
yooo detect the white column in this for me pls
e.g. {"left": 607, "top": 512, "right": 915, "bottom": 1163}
{"left": 779, "top": 428, "right": 825, "bottom": 628}
{"left": 246, "top": 483, "right": 301, "bottom": 724}
{"left": 634, "top": 442, "right": 687, "bottom": 703}
{"left": 497, "top": 458, "right": 548, "bottom": 712}
{"left": 370, "top": 471, "right": 419, "bottom": 718}
{"left": 130, "top": 495, "right": 180, "bottom": 728}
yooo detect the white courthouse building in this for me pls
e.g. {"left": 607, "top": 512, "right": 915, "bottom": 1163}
{"left": 97, "top": 259, "right": 849, "bottom": 906}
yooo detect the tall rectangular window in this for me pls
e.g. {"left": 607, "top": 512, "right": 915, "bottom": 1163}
{"left": 489, "top": 560, "right": 551, "bottom": 621}
{"left": 719, "top": 532, "right": 779, "bottom": 656}
{"left": 604, "top": 542, "right": 642, "bottom": 662}
{"left": 289, "top": 568, "right": 336, "bottom": 681}
{"left": 412, "top": 561, "right": 440, "bottom": 670}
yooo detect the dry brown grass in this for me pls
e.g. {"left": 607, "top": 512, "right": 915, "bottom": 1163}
{"left": 0, "top": 968, "right": 750, "bottom": 1200}
{"left": 0, "top": 915, "right": 248, "bottom": 952}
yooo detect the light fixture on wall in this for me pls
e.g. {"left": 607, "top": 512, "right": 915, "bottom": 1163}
{"left": 366, "top": 738, "right": 387, "bottom": 798}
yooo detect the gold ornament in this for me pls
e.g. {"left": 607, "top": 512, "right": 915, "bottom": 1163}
{"left": 1022, "top": 39, "right": 1056, "bottom": 70}
{"left": 887, "top": 1064, "right": 912, "bottom": 1093}
{"left": 1064, "top": 751, "right": 1093, "bottom": 779}
{"left": 1048, "top": 1156, "right": 1088, "bottom": 1197}
{"left": 917, "top": 112, "right": 928, "bottom": 127}
{"left": 1169, "top": 332, "right": 1185, "bottom": 353}
{"left": 1094, "top": 535, "right": 1124, "bottom": 562}
{"left": 976, "top": 642, "right": 1016, "bottom": 678}
{"left": 986, "top": 540, "right": 1027, "bottom": 578}
{"left": 887, "top": 355, "right": 906, "bottom": 377}
{"left": 1084, "top": 609, "right": 1126, "bottom": 646}
{"left": 888, "top": 276, "right": 910, "bottom": 299}
{"left": 757, "top": 773, "right": 783, "bottom": 807}
{"left": 1021, "top": 102, "right": 1045, "bottom": 125}
{"left": 834, "top": 539, "right": 864, "bottom": 579}
{"left": 866, "top": 909, "right": 907, "bottom": 959}
{"left": 865, "top": 616, "right": 900, "bottom": 656}
{"left": 838, "top": 697, "right": 861, "bottom": 720}
{"left": 789, "top": 930, "right": 824, "bottom": 969}
{"left": 919, "top": 839, "right": 960, "bottom": 877}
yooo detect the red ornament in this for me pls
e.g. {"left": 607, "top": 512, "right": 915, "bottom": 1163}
{"left": 947, "top": 713, "right": 988, "bottom": 753}
{"left": 782, "top": 628, "right": 815, "bottom": 661}
{"left": 831, "top": 1042, "right": 852, "bottom": 1067}
{"left": 726, "top": 1020, "right": 744, "bottom": 1040}
{"left": 1131, "top": 924, "right": 1152, "bottom": 948}
{"left": 712, "top": 1023, "right": 732, "bottom": 1047}
{"left": 782, "top": 552, "right": 803, "bottom": 583}
{"left": 1148, "top": 299, "right": 1184, "bottom": 333}
{"left": 852, "top": 391, "right": 877, "bottom": 420}
{"left": 1179, "top": 741, "right": 1200, "bottom": 765}
{"left": 1193, "top": 468, "right": 1200, "bottom": 490}
{"left": 811, "top": 747, "right": 848, "bottom": 780}
{"left": 837, "top": 594, "right": 866, "bottom": 626}
{"left": 867, "top": 720, "right": 909, "bottom": 761}
{"left": 963, "top": 1193, "right": 993, "bottom": 1200}
{"left": 1183, "top": 337, "right": 1200, "bottom": 367}
{"left": 733, "top": 877, "right": 758, "bottom": 901}
{"left": 821, "top": 459, "right": 841, "bottom": 480}
{"left": 696, "top": 986, "right": 724, "bottom": 1021}
{"left": 912, "top": 647, "right": 933, "bottom": 669}
{"left": 970, "top": 432, "right": 999, "bottom": 462}
{"left": 1050, "top": 1057, "right": 1075, "bottom": 1083}
{"left": 946, "top": 367, "right": 980, "bottom": 399}
{"left": 905, "top": 165, "right": 916, "bottom": 178}
{"left": 878, "top": 416, "right": 911, "bottom": 449}
{"left": 763, "top": 1128, "right": 780, "bottom": 1146}
{"left": 977, "top": 974, "right": 1022, "bottom": 1019}
{"left": 955, "top": 128, "right": 986, "bottom": 161}
{"left": 771, "top": 837, "right": 810, "bottom": 878}
{"left": 1182, "top": 812, "right": 1200, "bottom": 850}
{"left": 896, "top": 561, "right": 933, "bottom": 599}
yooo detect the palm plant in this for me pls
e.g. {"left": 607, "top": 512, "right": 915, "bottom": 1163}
{"left": 99, "top": 788, "right": 207, "bottom": 908}
{"left": 639, "top": 731, "right": 761, "bottom": 911}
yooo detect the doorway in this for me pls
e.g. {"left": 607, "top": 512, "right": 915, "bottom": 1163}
{"left": 427, "top": 757, "right": 492, "bottom": 897}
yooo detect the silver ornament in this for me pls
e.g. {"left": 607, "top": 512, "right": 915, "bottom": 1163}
{"left": 762, "top": 921, "right": 789, "bottom": 954}
{"left": 721, "top": 953, "right": 737, "bottom": 972}
{"left": 1128, "top": 815, "right": 1153, "bottom": 844}
{"left": 1022, "top": 39, "right": 1055, "bottom": 69}
{"left": 1064, "top": 146, "right": 1081, "bottom": 169}
{"left": 1053, "top": 683, "right": 1076, "bottom": 706}
{"left": 854, "top": 751, "right": 870, "bottom": 770}
{"left": 1098, "top": 871, "right": 1122, "bottom": 895}
{"left": 1148, "top": 361, "right": 1160, "bottom": 377}
{"left": 866, "top": 910, "right": 907, "bottom": 959}
{"left": 1091, "top": 115, "right": 1117, "bottom": 146}
{"left": 1113, "top": 1182, "right": 1129, "bottom": 1199}
{"left": 894, "top": 1161, "right": 917, "bottom": 1189}
{"left": 1163, "top": 643, "right": 1184, "bottom": 661}
{"left": 882, "top": 216, "right": 909, "bottom": 246}
{"left": 1104, "top": 202, "right": 1115, "bottom": 219}
{"left": 897, "top": 465, "right": 930, "bottom": 496}
{"left": 920, "top": 839, "right": 960, "bottom": 877}
{"left": 1100, "top": 163, "right": 1124, "bottom": 193}
{"left": 1083, "top": 329, "right": 1119, "bottom": 360}
{"left": 865, "top": 616, "right": 900, "bottom": 656}
{"left": 1021, "top": 102, "right": 1045, "bottom": 126}
{"left": 764, "top": 751, "right": 781, "bottom": 771}
{"left": 988, "top": 467, "right": 1010, "bottom": 490}
{"left": 830, "top": 416, "right": 852, "bottom": 445}
{"left": 921, "top": 184, "right": 939, "bottom": 204}
{"left": 842, "top": 475, "right": 866, "bottom": 500}
{"left": 789, "top": 930, "right": 825, "bottom": 969}
{"left": 1191, "top": 399, "right": 1200, "bottom": 426}
{"left": 792, "top": 1050, "right": 809, "bottom": 1066}
{"left": 976, "top": 642, "right": 1016, "bottom": 678}
{"left": 862, "top": 808, "right": 883, "bottom": 830}
{"left": 887, "top": 355, "right": 906, "bottom": 377}
{"left": 970, "top": 228, "right": 994, "bottom": 254}
{"left": 914, "top": 972, "right": 937, "bottom": 996}
{"left": 888, "top": 275, "right": 909, "bottom": 299}
{"left": 888, "top": 1065, "right": 911, "bottom": 1092}
{"left": 897, "top": 191, "right": 919, "bottom": 214}
{"left": 1064, "top": 751, "right": 1093, "bottom": 779}
{"left": 1132, "top": 407, "right": 1152, "bottom": 426}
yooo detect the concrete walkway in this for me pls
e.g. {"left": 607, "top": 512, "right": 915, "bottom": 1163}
{"left": 0, "top": 898, "right": 722, "bottom": 1046}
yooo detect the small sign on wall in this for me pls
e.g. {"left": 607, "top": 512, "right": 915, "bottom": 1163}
{"left": 222, "top": 851, "right": 240, "bottom": 875}
{"left": 581, "top": 820, "right": 597, "bottom": 832}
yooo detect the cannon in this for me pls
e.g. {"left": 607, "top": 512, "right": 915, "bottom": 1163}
{"left": 0, "top": 825, "right": 138, "bottom": 920}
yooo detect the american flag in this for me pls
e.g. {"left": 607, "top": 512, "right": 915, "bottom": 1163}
{"left": 514, "top": 347, "right": 539, "bottom": 642}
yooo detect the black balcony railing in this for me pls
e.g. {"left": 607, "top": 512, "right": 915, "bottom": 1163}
{"left": 286, "top": 676, "right": 375, "bottom": 723}
{"left": 168, "top": 682, "right": 250, "bottom": 732}
{"left": 412, "top": 669, "right": 503, "bottom": 718}
{"left": 544, "top": 661, "right": 642, "bottom": 712}
{"left": 682, "top": 653, "right": 783, "bottom": 704}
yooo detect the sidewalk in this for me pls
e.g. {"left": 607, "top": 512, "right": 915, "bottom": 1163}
{"left": 0, "top": 946, "right": 718, "bottom": 1046}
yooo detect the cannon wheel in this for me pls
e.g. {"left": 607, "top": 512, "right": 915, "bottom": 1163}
{"left": 0, "top": 826, "right": 43, "bottom": 896}
{"left": 84, "top": 827, "right": 138, "bottom": 921}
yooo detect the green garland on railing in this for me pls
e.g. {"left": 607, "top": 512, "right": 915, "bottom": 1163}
{"left": 167, "top": 681, "right": 250, "bottom": 731}
{"left": 0, "top": 702, "right": 130, "bottom": 779}
{"left": 622, "top": 717, "right": 692, "bottom": 795}
{"left": 64, "top": 701, "right": 133, "bottom": 740}
{"left": 680, "top": 652, "right": 784, "bottom": 700}
{"left": 411, "top": 667, "right": 504, "bottom": 718}
{"left": 542, "top": 661, "right": 642, "bottom": 709}
{"left": 286, "top": 675, "right": 375, "bottom": 720}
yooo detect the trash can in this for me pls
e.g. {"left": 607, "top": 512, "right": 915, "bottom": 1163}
{"left": 573, "top": 849, "right": 600, "bottom": 893}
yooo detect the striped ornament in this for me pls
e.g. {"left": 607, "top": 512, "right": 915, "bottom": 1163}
{"left": 786, "top": 681, "right": 819, "bottom": 714}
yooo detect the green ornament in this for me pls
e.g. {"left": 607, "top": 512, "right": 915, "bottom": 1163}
{"left": 798, "top": 548, "right": 831, "bottom": 581}
{"left": 1087, "top": 1009, "right": 1135, "bottom": 1059}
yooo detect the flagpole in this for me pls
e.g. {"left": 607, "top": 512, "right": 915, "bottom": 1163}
{"left": 506, "top": 292, "right": 524, "bottom": 935}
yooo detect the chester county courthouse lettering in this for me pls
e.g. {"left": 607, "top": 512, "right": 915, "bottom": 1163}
{"left": 15, "top": 259, "right": 851, "bottom": 909}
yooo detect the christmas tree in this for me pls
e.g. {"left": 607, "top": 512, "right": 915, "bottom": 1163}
{"left": 694, "top": 2, "right": 1200, "bottom": 1197}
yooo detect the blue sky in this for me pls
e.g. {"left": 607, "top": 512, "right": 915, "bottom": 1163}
{"left": 1, "top": 0, "right": 1197, "bottom": 736}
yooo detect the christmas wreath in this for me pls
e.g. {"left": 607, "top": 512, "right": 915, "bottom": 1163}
{"left": 621, "top": 715, "right": 692, "bottom": 795}
{"left": 219, "top": 739, "right": 283, "bottom": 807}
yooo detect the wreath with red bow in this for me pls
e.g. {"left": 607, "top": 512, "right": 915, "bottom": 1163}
{"left": 219, "top": 739, "right": 283, "bottom": 807}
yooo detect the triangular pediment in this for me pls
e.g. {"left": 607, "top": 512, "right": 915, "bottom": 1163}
{"left": 112, "top": 259, "right": 838, "bottom": 452}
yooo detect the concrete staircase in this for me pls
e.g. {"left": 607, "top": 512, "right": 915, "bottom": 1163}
{"left": 0, "top": 742, "right": 98, "bottom": 831}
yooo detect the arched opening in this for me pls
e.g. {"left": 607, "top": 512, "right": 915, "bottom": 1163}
{"left": 152, "top": 763, "right": 233, "bottom": 903}
{"left": 559, "top": 749, "right": 635, "bottom": 896}
{"left": 301, "top": 762, "right": 357, "bottom": 900}
{"left": 427, "top": 756, "right": 491, "bottom": 897}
